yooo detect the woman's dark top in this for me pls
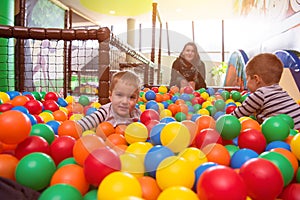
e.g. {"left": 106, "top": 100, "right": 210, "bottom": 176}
{"left": 170, "top": 56, "right": 207, "bottom": 90}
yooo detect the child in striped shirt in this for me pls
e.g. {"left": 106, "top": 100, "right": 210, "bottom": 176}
{"left": 231, "top": 53, "right": 300, "bottom": 130}
{"left": 77, "top": 70, "right": 141, "bottom": 131}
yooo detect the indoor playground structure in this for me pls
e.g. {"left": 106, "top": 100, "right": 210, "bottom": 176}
{"left": 1, "top": 0, "right": 300, "bottom": 199}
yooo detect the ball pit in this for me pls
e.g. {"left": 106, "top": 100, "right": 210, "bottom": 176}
{"left": 0, "top": 88, "right": 300, "bottom": 199}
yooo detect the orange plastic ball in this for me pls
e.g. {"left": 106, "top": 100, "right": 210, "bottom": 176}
{"left": 73, "top": 134, "right": 106, "bottom": 166}
{"left": 167, "top": 104, "right": 179, "bottom": 116}
{"left": 170, "top": 86, "right": 179, "bottom": 94}
{"left": 0, "top": 110, "right": 31, "bottom": 144}
{"left": 155, "top": 93, "right": 164, "bottom": 103}
{"left": 241, "top": 118, "right": 261, "bottom": 132}
{"left": 96, "top": 121, "right": 115, "bottom": 138}
{"left": 115, "top": 124, "right": 127, "bottom": 135}
{"left": 72, "top": 102, "right": 84, "bottom": 114}
{"left": 138, "top": 176, "right": 161, "bottom": 200}
{"left": 195, "top": 115, "right": 216, "bottom": 133}
{"left": 58, "top": 120, "right": 82, "bottom": 139}
{"left": 181, "top": 120, "right": 197, "bottom": 145}
{"left": 202, "top": 143, "right": 231, "bottom": 166}
{"left": 11, "top": 95, "right": 30, "bottom": 106}
{"left": 52, "top": 110, "right": 68, "bottom": 122}
{"left": 50, "top": 164, "right": 89, "bottom": 195}
{"left": 0, "top": 154, "right": 19, "bottom": 180}
{"left": 106, "top": 133, "right": 128, "bottom": 147}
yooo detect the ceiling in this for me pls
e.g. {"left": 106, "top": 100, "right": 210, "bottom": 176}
{"left": 55, "top": 0, "right": 238, "bottom": 26}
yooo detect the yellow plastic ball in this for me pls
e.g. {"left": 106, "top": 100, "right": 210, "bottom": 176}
{"left": 197, "top": 108, "right": 210, "bottom": 116}
{"left": 0, "top": 92, "right": 10, "bottom": 103}
{"left": 120, "top": 153, "right": 145, "bottom": 178}
{"left": 158, "top": 103, "right": 165, "bottom": 112}
{"left": 290, "top": 133, "right": 300, "bottom": 160}
{"left": 200, "top": 92, "right": 209, "bottom": 100}
{"left": 90, "top": 102, "right": 101, "bottom": 109}
{"left": 160, "top": 109, "right": 172, "bottom": 118}
{"left": 158, "top": 85, "right": 168, "bottom": 94}
{"left": 125, "top": 142, "right": 153, "bottom": 163}
{"left": 59, "top": 107, "right": 69, "bottom": 115}
{"left": 156, "top": 156, "right": 195, "bottom": 190}
{"left": 125, "top": 122, "right": 148, "bottom": 144}
{"left": 235, "top": 102, "right": 242, "bottom": 106}
{"left": 39, "top": 112, "right": 54, "bottom": 123}
{"left": 69, "top": 113, "right": 84, "bottom": 121}
{"left": 160, "top": 122, "right": 190, "bottom": 153}
{"left": 178, "top": 147, "right": 207, "bottom": 170}
{"left": 225, "top": 99, "right": 235, "bottom": 104}
{"left": 82, "top": 130, "right": 95, "bottom": 136}
{"left": 97, "top": 171, "right": 142, "bottom": 200}
{"left": 65, "top": 95, "right": 75, "bottom": 104}
{"left": 207, "top": 96, "right": 216, "bottom": 102}
{"left": 157, "top": 186, "right": 198, "bottom": 200}
{"left": 139, "top": 104, "right": 146, "bottom": 113}
{"left": 202, "top": 101, "right": 212, "bottom": 108}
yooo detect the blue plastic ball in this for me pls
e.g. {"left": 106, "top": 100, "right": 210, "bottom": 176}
{"left": 145, "top": 90, "right": 156, "bottom": 101}
{"left": 265, "top": 140, "right": 291, "bottom": 151}
{"left": 146, "top": 100, "right": 159, "bottom": 111}
{"left": 160, "top": 117, "right": 176, "bottom": 124}
{"left": 150, "top": 123, "right": 166, "bottom": 145}
{"left": 230, "top": 148, "right": 259, "bottom": 169}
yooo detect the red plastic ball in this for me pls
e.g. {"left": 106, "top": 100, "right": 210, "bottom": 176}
{"left": 0, "top": 103, "right": 14, "bottom": 112}
{"left": 183, "top": 86, "right": 194, "bottom": 94}
{"left": 24, "top": 99, "right": 43, "bottom": 115}
{"left": 83, "top": 147, "right": 121, "bottom": 186}
{"left": 225, "top": 105, "right": 236, "bottom": 114}
{"left": 239, "top": 158, "right": 284, "bottom": 200}
{"left": 238, "top": 129, "right": 266, "bottom": 154}
{"left": 140, "top": 109, "right": 160, "bottom": 125}
{"left": 50, "top": 136, "right": 76, "bottom": 165}
{"left": 15, "top": 136, "right": 50, "bottom": 159}
{"left": 197, "top": 165, "right": 247, "bottom": 200}
{"left": 194, "top": 128, "right": 222, "bottom": 149}
{"left": 44, "top": 92, "right": 59, "bottom": 102}
{"left": 279, "top": 183, "right": 300, "bottom": 200}
{"left": 0, "top": 110, "right": 31, "bottom": 144}
{"left": 43, "top": 100, "right": 59, "bottom": 112}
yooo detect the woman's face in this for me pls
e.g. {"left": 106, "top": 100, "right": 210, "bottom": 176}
{"left": 182, "top": 45, "right": 196, "bottom": 62}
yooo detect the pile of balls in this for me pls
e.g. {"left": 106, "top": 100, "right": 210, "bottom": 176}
{"left": 0, "top": 85, "right": 300, "bottom": 200}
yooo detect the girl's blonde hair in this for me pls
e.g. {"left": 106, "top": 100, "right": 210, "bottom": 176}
{"left": 246, "top": 53, "right": 283, "bottom": 84}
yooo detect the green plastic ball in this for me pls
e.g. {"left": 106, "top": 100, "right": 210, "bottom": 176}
{"left": 175, "top": 112, "right": 187, "bottom": 122}
{"left": 30, "top": 123, "right": 55, "bottom": 144}
{"left": 83, "top": 189, "right": 97, "bottom": 200}
{"left": 261, "top": 116, "right": 290, "bottom": 143}
{"left": 57, "top": 157, "right": 78, "bottom": 169}
{"left": 193, "top": 104, "right": 202, "bottom": 111}
{"left": 221, "top": 91, "right": 230, "bottom": 100}
{"left": 225, "top": 145, "right": 240, "bottom": 157}
{"left": 214, "top": 99, "right": 225, "bottom": 111}
{"left": 231, "top": 91, "right": 241, "bottom": 101}
{"left": 216, "top": 114, "right": 241, "bottom": 140}
{"left": 15, "top": 152, "right": 56, "bottom": 191}
{"left": 277, "top": 114, "right": 294, "bottom": 129}
{"left": 79, "top": 95, "right": 90, "bottom": 106}
{"left": 259, "top": 151, "right": 294, "bottom": 186}
{"left": 39, "top": 184, "right": 82, "bottom": 200}
{"left": 31, "top": 91, "right": 42, "bottom": 101}
{"left": 206, "top": 105, "right": 217, "bottom": 116}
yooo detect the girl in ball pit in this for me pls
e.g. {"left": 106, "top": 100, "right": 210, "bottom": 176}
{"left": 76, "top": 70, "right": 142, "bottom": 131}
{"left": 231, "top": 53, "right": 300, "bottom": 130}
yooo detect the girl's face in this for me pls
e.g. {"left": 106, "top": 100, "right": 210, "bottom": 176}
{"left": 182, "top": 45, "right": 196, "bottom": 62}
{"left": 109, "top": 82, "right": 139, "bottom": 117}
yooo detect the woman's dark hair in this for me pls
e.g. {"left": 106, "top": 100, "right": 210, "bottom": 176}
{"left": 179, "top": 42, "right": 201, "bottom": 66}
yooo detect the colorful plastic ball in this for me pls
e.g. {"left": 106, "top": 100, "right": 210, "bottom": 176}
{"left": 15, "top": 152, "right": 56, "bottom": 190}
{"left": 194, "top": 162, "right": 218, "bottom": 190}
{"left": 11, "top": 95, "right": 30, "bottom": 107}
{"left": 194, "top": 128, "right": 223, "bottom": 149}
{"left": 50, "top": 164, "right": 89, "bottom": 195}
{"left": 6, "top": 91, "right": 21, "bottom": 100}
{"left": 160, "top": 109, "right": 172, "bottom": 118}
{"left": 145, "top": 90, "right": 156, "bottom": 101}
{"left": 11, "top": 106, "right": 29, "bottom": 114}
{"left": 225, "top": 144, "right": 240, "bottom": 157}
{"left": 239, "top": 158, "right": 284, "bottom": 200}
{"left": 124, "top": 122, "right": 148, "bottom": 144}
{"left": 85, "top": 107, "right": 97, "bottom": 115}
{"left": 191, "top": 114, "right": 201, "bottom": 122}
{"left": 291, "top": 133, "right": 300, "bottom": 160}
{"left": 158, "top": 186, "right": 198, "bottom": 200}
{"left": 160, "top": 122, "right": 190, "bottom": 153}
{"left": 225, "top": 105, "right": 236, "bottom": 114}
{"left": 206, "top": 105, "right": 217, "bottom": 116}
{"left": 259, "top": 151, "right": 294, "bottom": 186}
{"left": 84, "top": 147, "right": 121, "bottom": 186}
{"left": 231, "top": 91, "right": 241, "bottom": 101}
{"left": 261, "top": 116, "right": 290, "bottom": 143}
{"left": 30, "top": 123, "right": 55, "bottom": 144}
{"left": 276, "top": 113, "right": 294, "bottom": 129}
{"left": 0, "top": 110, "right": 31, "bottom": 144}
{"left": 97, "top": 171, "right": 142, "bottom": 200}
{"left": 57, "top": 97, "right": 68, "bottom": 107}
{"left": 140, "top": 109, "right": 160, "bottom": 125}
{"left": 39, "top": 184, "right": 82, "bottom": 200}
{"left": 216, "top": 114, "right": 241, "bottom": 140}
{"left": 240, "top": 118, "right": 261, "bottom": 132}
{"left": 214, "top": 99, "right": 225, "bottom": 111}
{"left": 52, "top": 110, "right": 68, "bottom": 122}
{"left": 137, "top": 176, "right": 161, "bottom": 200}
{"left": 144, "top": 145, "right": 174, "bottom": 177}
{"left": 39, "top": 111, "right": 55, "bottom": 123}
{"left": 238, "top": 129, "right": 266, "bottom": 154}
{"left": 106, "top": 133, "right": 127, "bottom": 147}
{"left": 230, "top": 148, "right": 259, "bottom": 169}
{"left": 120, "top": 153, "right": 145, "bottom": 178}
{"left": 0, "top": 154, "right": 19, "bottom": 180}
{"left": 15, "top": 135, "right": 50, "bottom": 160}
{"left": 202, "top": 143, "right": 231, "bottom": 166}
{"left": 73, "top": 134, "right": 106, "bottom": 166}
{"left": 178, "top": 147, "right": 207, "bottom": 171}
{"left": 175, "top": 111, "right": 187, "bottom": 122}
{"left": 271, "top": 148, "right": 299, "bottom": 175}
{"left": 158, "top": 85, "right": 168, "bottom": 94}
{"left": 149, "top": 123, "right": 166, "bottom": 145}
{"left": 220, "top": 90, "right": 230, "bottom": 100}
{"left": 0, "top": 91, "right": 10, "bottom": 103}
{"left": 43, "top": 100, "right": 59, "bottom": 112}
{"left": 280, "top": 183, "right": 300, "bottom": 200}
{"left": 83, "top": 189, "right": 97, "bottom": 200}
{"left": 95, "top": 121, "right": 115, "bottom": 138}
{"left": 0, "top": 103, "right": 14, "bottom": 112}
{"left": 57, "top": 157, "right": 77, "bottom": 169}
{"left": 78, "top": 95, "right": 90, "bottom": 106}
{"left": 156, "top": 156, "right": 195, "bottom": 190}
{"left": 160, "top": 116, "right": 176, "bottom": 123}
{"left": 197, "top": 165, "right": 247, "bottom": 200}
{"left": 265, "top": 140, "right": 290, "bottom": 151}
{"left": 58, "top": 120, "right": 82, "bottom": 140}
{"left": 145, "top": 100, "right": 159, "bottom": 112}
{"left": 30, "top": 91, "right": 42, "bottom": 101}
{"left": 198, "top": 108, "right": 209, "bottom": 115}
{"left": 46, "top": 120, "right": 61, "bottom": 135}
{"left": 44, "top": 92, "right": 58, "bottom": 101}
{"left": 50, "top": 135, "right": 76, "bottom": 165}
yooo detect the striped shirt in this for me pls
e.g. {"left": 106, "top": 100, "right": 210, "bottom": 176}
{"left": 76, "top": 102, "right": 141, "bottom": 131}
{"left": 232, "top": 84, "right": 300, "bottom": 130}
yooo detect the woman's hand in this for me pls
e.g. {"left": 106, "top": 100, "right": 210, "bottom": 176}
{"left": 180, "top": 79, "right": 195, "bottom": 89}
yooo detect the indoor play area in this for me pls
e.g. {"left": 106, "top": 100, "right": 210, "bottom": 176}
{"left": 1, "top": 0, "right": 300, "bottom": 199}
